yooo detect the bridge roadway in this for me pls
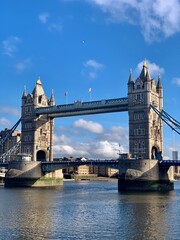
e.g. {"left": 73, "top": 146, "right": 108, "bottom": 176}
{"left": 1, "top": 160, "right": 180, "bottom": 172}
{"left": 41, "top": 160, "right": 119, "bottom": 173}
{"left": 159, "top": 160, "right": 180, "bottom": 166}
{"left": 40, "top": 160, "right": 180, "bottom": 173}
{"left": 35, "top": 97, "right": 128, "bottom": 117}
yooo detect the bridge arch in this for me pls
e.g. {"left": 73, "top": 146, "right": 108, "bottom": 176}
{"left": 151, "top": 146, "right": 158, "bottom": 159}
{"left": 151, "top": 146, "right": 162, "bottom": 160}
{"left": 37, "top": 150, "right": 46, "bottom": 161}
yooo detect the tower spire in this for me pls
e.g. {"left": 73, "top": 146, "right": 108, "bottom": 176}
{"left": 143, "top": 59, "right": 148, "bottom": 68}
{"left": 139, "top": 59, "right": 148, "bottom": 80}
{"left": 128, "top": 68, "right": 134, "bottom": 84}
{"left": 22, "top": 85, "right": 27, "bottom": 98}
{"left": 157, "top": 73, "right": 162, "bottom": 86}
{"left": 50, "top": 89, "right": 55, "bottom": 106}
{"left": 157, "top": 73, "right": 162, "bottom": 92}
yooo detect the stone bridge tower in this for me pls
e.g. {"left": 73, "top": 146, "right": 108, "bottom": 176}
{"left": 21, "top": 79, "right": 54, "bottom": 161}
{"left": 128, "top": 61, "right": 163, "bottom": 160}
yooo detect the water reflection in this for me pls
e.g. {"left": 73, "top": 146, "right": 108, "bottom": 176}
{"left": 117, "top": 192, "right": 174, "bottom": 240}
{"left": 0, "top": 182, "right": 180, "bottom": 240}
{"left": 0, "top": 187, "right": 63, "bottom": 239}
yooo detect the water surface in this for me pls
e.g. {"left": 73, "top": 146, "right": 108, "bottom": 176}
{"left": 0, "top": 180, "right": 180, "bottom": 240}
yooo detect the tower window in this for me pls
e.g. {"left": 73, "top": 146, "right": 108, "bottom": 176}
{"left": 137, "top": 94, "right": 141, "bottom": 100}
{"left": 38, "top": 96, "right": 42, "bottom": 104}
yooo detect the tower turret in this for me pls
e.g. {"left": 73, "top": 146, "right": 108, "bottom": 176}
{"left": 22, "top": 86, "right": 27, "bottom": 106}
{"left": 139, "top": 60, "right": 148, "bottom": 81}
{"left": 22, "top": 86, "right": 27, "bottom": 98}
{"left": 157, "top": 74, "right": 162, "bottom": 93}
{"left": 49, "top": 89, "right": 55, "bottom": 106}
{"left": 128, "top": 69, "right": 134, "bottom": 92}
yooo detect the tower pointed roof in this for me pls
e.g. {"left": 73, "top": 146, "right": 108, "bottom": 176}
{"left": 49, "top": 89, "right": 55, "bottom": 106}
{"left": 139, "top": 60, "right": 148, "bottom": 80}
{"left": 146, "top": 69, "right": 151, "bottom": 81}
{"left": 128, "top": 69, "right": 134, "bottom": 84}
{"left": 157, "top": 73, "right": 162, "bottom": 89}
{"left": 22, "top": 85, "right": 27, "bottom": 98}
{"left": 32, "top": 78, "right": 45, "bottom": 97}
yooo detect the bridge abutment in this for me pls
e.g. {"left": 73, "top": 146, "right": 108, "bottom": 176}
{"left": 118, "top": 159, "right": 174, "bottom": 191}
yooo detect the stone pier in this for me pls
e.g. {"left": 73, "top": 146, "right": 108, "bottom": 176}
{"left": 118, "top": 159, "right": 174, "bottom": 191}
{"left": 5, "top": 160, "right": 63, "bottom": 187}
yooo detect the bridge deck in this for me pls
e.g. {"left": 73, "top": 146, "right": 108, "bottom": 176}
{"left": 41, "top": 160, "right": 119, "bottom": 172}
{"left": 159, "top": 160, "right": 180, "bottom": 166}
{"left": 35, "top": 97, "right": 128, "bottom": 117}
{"left": 1, "top": 160, "right": 180, "bottom": 173}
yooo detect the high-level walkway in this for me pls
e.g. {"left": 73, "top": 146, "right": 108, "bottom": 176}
{"left": 35, "top": 97, "right": 128, "bottom": 117}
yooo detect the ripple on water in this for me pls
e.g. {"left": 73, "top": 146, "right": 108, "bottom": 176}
{"left": 0, "top": 181, "right": 180, "bottom": 240}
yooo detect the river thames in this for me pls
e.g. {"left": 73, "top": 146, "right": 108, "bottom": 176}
{"left": 0, "top": 180, "right": 180, "bottom": 240}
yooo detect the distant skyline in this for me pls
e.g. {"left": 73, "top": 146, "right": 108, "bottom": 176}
{"left": 0, "top": 0, "right": 180, "bottom": 159}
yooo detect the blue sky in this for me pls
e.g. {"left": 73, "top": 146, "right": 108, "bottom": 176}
{"left": 0, "top": 0, "right": 180, "bottom": 159}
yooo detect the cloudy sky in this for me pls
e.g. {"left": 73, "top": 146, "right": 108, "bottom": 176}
{"left": 0, "top": 0, "right": 180, "bottom": 159}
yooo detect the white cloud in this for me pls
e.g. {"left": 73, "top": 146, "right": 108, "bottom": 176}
{"left": 53, "top": 119, "right": 129, "bottom": 159}
{"left": 84, "top": 59, "right": 104, "bottom": 70}
{"left": 53, "top": 133, "right": 91, "bottom": 157}
{"left": 103, "top": 126, "right": 128, "bottom": 142}
{"left": 39, "top": 13, "right": 50, "bottom": 24}
{"left": 88, "top": 0, "right": 180, "bottom": 42}
{"left": 39, "top": 12, "right": 63, "bottom": 32}
{"left": 0, "top": 117, "right": 11, "bottom": 126}
{"left": 89, "top": 71, "right": 97, "bottom": 79}
{"left": 172, "top": 78, "right": 180, "bottom": 87}
{"left": 91, "top": 140, "right": 119, "bottom": 158}
{"left": 53, "top": 134, "right": 124, "bottom": 159}
{"left": 0, "top": 107, "right": 20, "bottom": 116}
{"left": 48, "top": 23, "right": 63, "bottom": 32}
{"left": 136, "top": 60, "right": 164, "bottom": 78}
{"left": 2, "top": 36, "right": 21, "bottom": 57}
{"left": 74, "top": 119, "right": 104, "bottom": 133}
{"left": 54, "top": 134, "right": 72, "bottom": 145}
{"left": 82, "top": 59, "right": 104, "bottom": 79}
{"left": 14, "top": 58, "right": 31, "bottom": 72}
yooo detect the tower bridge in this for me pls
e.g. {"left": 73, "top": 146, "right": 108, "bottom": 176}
{"left": 2, "top": 61, "right": 180, "bottom": 191}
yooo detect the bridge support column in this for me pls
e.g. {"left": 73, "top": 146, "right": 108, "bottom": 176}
{"left": 5, "top": 161, "right": 63, "bottom": 187}
{"left": 118, "top": 159, "right": 174, "bottom": 191}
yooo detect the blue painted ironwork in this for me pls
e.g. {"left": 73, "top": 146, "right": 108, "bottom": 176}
{"left": 159, "top": 160, "right": 180, "bottom": 167}
{"left": 41, "top": 160, "right": 119, "bottom": 173}
{"left": 0, "top": 162, "right": 8, "bottom": 168}
{"left": 0, "top": 141, "right": 21, "bottom": 162}
{"left": 0, "top": 118, "right": 21, "bottom": 147}
{"left": 35, "top": 97, "right": 128, "bottom": 117}
{"left": 150, "top": 104, "right": 180, "bottom": 135}
{"left": 1, "top": 159, "right": 180, "bottom": 174}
